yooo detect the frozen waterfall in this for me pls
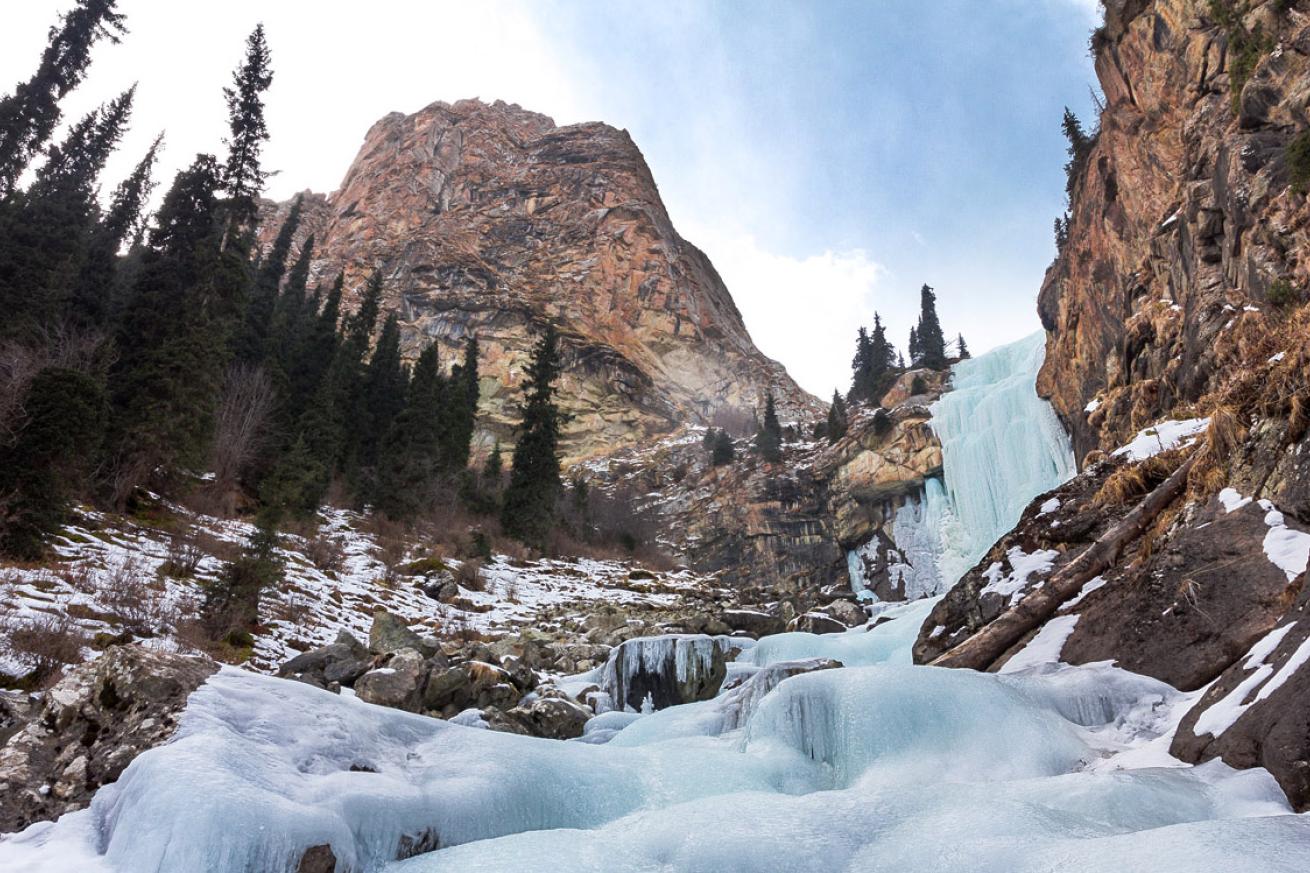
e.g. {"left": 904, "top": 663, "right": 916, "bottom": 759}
{"left": 849, "top": 331, "right": 1075, "bottom": 598}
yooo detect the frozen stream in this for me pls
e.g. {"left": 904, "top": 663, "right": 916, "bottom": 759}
{"left": 4, "top": 600, "right": 1308, "bottom": 873}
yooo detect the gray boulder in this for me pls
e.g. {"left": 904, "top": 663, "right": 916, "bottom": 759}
{"left": 790, "top": 612, "right": 847, "bottom": 635}
{"left": 821, "top": 599, "right": 868, "bottom": 628}
{"left": 368, "top": 609, "right": 424, "bottom": 656}
{"left": 354, "top": 648, "right": 426, "bottom": 711}
{"left": 722, "top": 609, "right": 785, "bottom": 638}
{"left": 279, "top": 630, "right": 371, "bottom": 688}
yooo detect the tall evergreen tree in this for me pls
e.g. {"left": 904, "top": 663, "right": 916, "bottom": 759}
{"left": 849, "top": 326, "right": 873, "bottom": 403}
{"left": 956, "top": 333, "right": 970, "bottom": 360}
{"left": 441, "top": 335, "right": 479, "bottom": 472}
{"left": 914, "top": 284, "right": 948, "bottom": 370}
{"left": 826, "top": 390, "right": 848, "bottom": 444}
{"left": 711, "top": 429, "right": 735, "bottom": 466}
{"left": 220, "top": 24, "right": 273, "bottom": 236}
{"left": 376, "top": 344, "right": 444, "bottom": 519}
{"left": 0, "top": 0, "right": 126, "bottom": 195}
{"left": 358, "top": 312, "right": 407, "bottom": 479}
{"left": 755, "top": 393, "right": 782, "bottom": 463}
{"left": 1061, "top": 107, "right": 1093, "bottom": 199}
{"left": 908, "top": 326, "right": 920, "bottom": 365}
{"left": 235, "top": 196, "right": 300, "bottom": 364}
{"left": 201, "top": 518, "right": 282, "bottom": 641}
{"left": 501, "top": 325, "right": 564, "bottom": 545}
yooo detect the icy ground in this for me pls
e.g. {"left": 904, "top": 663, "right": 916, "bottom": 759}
{"left": 4, "top": 601, "right": 1308, "bottom": 873}
{"left": 0, "top": 504, "right": 715, "bottom": 676}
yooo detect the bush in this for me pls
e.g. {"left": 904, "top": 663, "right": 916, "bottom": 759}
{"left": 0, "top": 612, "right": 87, "bottom": 688}
{"left": 1288, "top": 130, "right": 1310, "bottom": 194}
{"left": 1269, "top": 279, "right": 1301, "bottom": 308}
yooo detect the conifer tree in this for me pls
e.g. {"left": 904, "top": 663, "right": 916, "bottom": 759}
{"left": 201, "top": 517, "right": 282, "bottom": 641}
{"left": 908, "top": 326, "right": 920, "bottom": 365}
{"left": 376, "top": 344, "right": 444, "bottom": 519}
{"left": 826, "top": 390, "right": 848, "bottom": 443}
{"left": 1061, "top": 107, "right": 1093, "bottom": 199}
{"left": 235, "top": 197, "right": 300, "bottom": 364}
{"left": 359, "top": 313, "right": 407, "bottom": 478}
{"left": 501, "top": 325, "right": 564, "bottom": 545}
{"left": 711, "top": 429, "right": 735, "bottom": 466}
{"left": 755, "top": 393, "right": 782, "bottom": 463}
{"left": 483, "top": 440, "right": 503, "bottom": 482}
{"left": 0, "top": 367, "right": 106, "bottom": 558}
{"left": 849, "top": 326, "right": 872, "bottom": 403}
{"left": 221, "top": 24, "right": 273, "bottom": 236}
{"left": 0, "top": 0, "right": 126, "bottom": 195}
{"left": 957, "top": 333, "right": 970, "bottom": 360}
{"left": 914, "top": 284, "right": 948, "bottom": 370}
{"left": 441, "top": 335, "right": 480, "bottom": 472}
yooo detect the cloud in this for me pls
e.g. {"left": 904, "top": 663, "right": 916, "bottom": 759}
{"left": 684, "top": 223, "right": 891, "bottom": 399}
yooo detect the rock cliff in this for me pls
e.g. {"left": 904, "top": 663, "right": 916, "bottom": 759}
{"left": 264, "top": 99, "right": 820, "bottom": 461}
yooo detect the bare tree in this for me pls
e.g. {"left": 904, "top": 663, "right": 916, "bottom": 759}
{"left": 0, "top": 327, "right": 105, "bottom": 447}
{"left": 208, "top": 363, "right": 275, "bottom": 516}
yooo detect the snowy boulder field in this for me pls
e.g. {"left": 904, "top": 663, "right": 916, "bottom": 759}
{"left": 4, "top": 600, "right": 1309, "bottom": 873}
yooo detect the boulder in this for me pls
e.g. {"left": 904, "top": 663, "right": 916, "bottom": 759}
{"left": 507, "top": 695, "right": 593, "bottom": 740}
{"left": 354, "top": 649, "right": 426, "bottom": 712}
{"left": 278, "top": 630, "right": 371, "bottom": 688}
{"left": 789, "top": 612, "right": 848, "bottom": 635}
{"left": 600, "top": 635, "right": 730, "bottom": 711}
{"left": 0, "top": 645, "right": 217, "bottom": 833}
{"left": 368, "top": 609, "right": 425, "bottom": 656}
{"left": 721, "top": 609, "right": 785, "bottom": 638}
{"left": 423, "top": 666, "right": 471, "bottom": 713}
{"left": 821, "top": 599, "right": 867, "bottom": 628}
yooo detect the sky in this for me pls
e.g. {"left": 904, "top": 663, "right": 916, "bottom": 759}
{"left": 1, "top": 0, "right": 1103, "bottom": 398}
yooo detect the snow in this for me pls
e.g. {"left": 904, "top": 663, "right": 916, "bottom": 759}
{"left": 1000, "top": 614, "right": 1080, "bottom": 674}
{"left": 1112, "top": 417, "right": 1210, "bottom": 462}
{"left": 1218, "top": 487, "right": 1252, "bottom": 514}
{"left": 1269, "top": 351, "right": 1286, "bottom": 363}
{"left": 1193, "top": 623, "right": 1297, "bottom": 737}
{"left": 980, "top": 547, "right": 1059, "bottom": 604}
{"left": 1260, "top": 505, "right": 1310, "bottom": 581}
{"left": 1060, "top": 575, "right": 1107, "bottom": 611}
{"left": 1084, "top": 398, "right": 1100, "bottom": 414}
{"left": 1038, "top": 497, "right": 1061, "bottom": 515}
{"left": 6, "top": 600, "right": 1310, "bottom": 873}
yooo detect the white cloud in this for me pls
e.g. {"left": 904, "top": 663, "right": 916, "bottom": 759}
{"left": 685, "top": 223, "right": 895, "bottom": 399}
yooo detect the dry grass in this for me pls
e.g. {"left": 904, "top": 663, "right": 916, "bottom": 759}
{"left": 0, "top": 611, "right": 88, "bottom": 689}
{"left": 1092, "top": 448, "right": 1189, "bottom": 508}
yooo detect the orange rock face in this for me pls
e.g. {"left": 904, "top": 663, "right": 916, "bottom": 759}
{"left": 263, "top": 99, "right": 819, "bottom": 461}
{"left": 1037, "top": 0, "right": 1310, "bottom": 463}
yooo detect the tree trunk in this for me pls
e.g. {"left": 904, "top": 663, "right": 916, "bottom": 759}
{"left": 931, "top": 451, "right": 1198, "bottom": 672}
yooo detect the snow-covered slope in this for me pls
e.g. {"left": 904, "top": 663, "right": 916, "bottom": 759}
{"left": 5, "top": 602, "right": 1308, "bottom": 873}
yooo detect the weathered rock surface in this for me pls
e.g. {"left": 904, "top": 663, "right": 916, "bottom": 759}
{"left": 354, "top": 648, "right": 427, "bottom": 712}
{"left": 1038, "top": 0, "right": 1310, "bottom": 462}
{"left": 263, "top": 98, "right": 821, "bottom": 461}
{"left": 278, "top": 630, "right": 372, "bottom": 689}
{"left": 600, "top": 635, "right": 734, "bottom": 711}
{"left": 0, "top": 646, "right": 216, "bottom": 833}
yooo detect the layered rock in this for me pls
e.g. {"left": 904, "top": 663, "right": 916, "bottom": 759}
{"left": 1038, "top": 0, "right": 1310, "bottom": 463}
{"left": 264, "top": 99, "right": 820, "bottom": 461}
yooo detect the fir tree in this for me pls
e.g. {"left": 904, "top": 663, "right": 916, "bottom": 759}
{"left": 235, "top": 197, "right": 300, "bottom": 364}
{"left": 849, "top": 326, "right": 873, "bottom": 403}
{"left": 908, "top": 326, "right": 920, "bottom": 365}
{"left": 0, "top": 367, "right": 106, "bottom": 559}
{"left": 201, "top": 518, "right": 283, "bottom": 641}
{"left": 914, "top": 284, "right": 948, "bottom": 370}
{"left": 259, "top": 432, "right": 323, "bottom": 522}
{"left": 956, "top": 333, "right": 971, "bottom": 360}
{"left": 755, "top": 393, "right": 782, "bottom": 463}
{"left": 441, "top": 335, "right": 479, "bottom": 472}
{"left": 220, "top": 24, "right": 274, "bottom": 236}
{"left": 358, "top": 313, "right": 407, "bottom": 479}
{"left": 711, "top": 429, "right": 735, "bottom": 466}
{"left": 0, "top": 0, "right": 127, "bottom": 195}
{"left": 826, "top": 390, "right": 848, "bottom": 443}
{"left": 483, "top": 440, "right": 503, "bottom": 482}
{"left": 501, "top": 325, "right": 564, "bottom": 545}
{"left": 1061, "top": 107, "right": 1093, "bottom": 199}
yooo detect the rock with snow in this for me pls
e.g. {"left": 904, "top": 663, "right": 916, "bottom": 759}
{"left": 789, "top": 612, "right": 849, "bottom": 635}
{"left": 506, "top": 693, "right": 593, "bottom": 740}
{"left": 600, "top": 635, "right": 733, "bottom": 711}
{"left": 0, "top": 645, "right": 216, "bottom": 833}
{"left": 820, "top": 599, "right": 867, "bottom": 628}
{"left": 368, "top": 609, "right": 427, "bottom": 656}
{"left": 277, "top": 630, "right": 372, "bottom": 689}
{"left": 720, "top": 609, "right": 786, "bottom": 638}
{"left": 354, "top": 649, "right": 427, "bottom": 712}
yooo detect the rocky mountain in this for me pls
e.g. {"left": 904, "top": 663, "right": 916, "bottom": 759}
{"left": 262, "top": 99, "right": 820, "bottom": 461}
{"left": 923, "top": 0, "right": 1310, "bottom": 811}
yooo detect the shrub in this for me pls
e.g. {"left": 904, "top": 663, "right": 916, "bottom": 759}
{"left": 1268, "top": 279, "right": 1301, "bottom": 308}
{"left": 0, "top": 612, "right": 87, "bottom": 688}
{"left": 1287, "top": 130, "right": 1310, "bottom": 194}
{"left": 455, "top": 559, "right": 485, "bottom": 591}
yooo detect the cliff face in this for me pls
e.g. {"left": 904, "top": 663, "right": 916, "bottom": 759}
{"left": 266, "top": 99, "right": 819, "bottom": 461}
{"left": 1038, "top": 0, "right": 1310, "bottom": 463}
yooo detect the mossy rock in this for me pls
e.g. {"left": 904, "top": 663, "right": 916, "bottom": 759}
{"left": 401, "top": 556, "right": 448, "bottom": 577}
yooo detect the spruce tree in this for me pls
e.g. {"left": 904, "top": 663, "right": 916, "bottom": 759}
{"left": 484, "top": 440, "right": 503, "bottom": 482}
{"left": 501, "top": 325, "right": 564, "bottom": 545}
{"left": 711, "top": 429, "right": 735, "bottom": 466}
{"left": 441, "top": 335, "right": 480, "bottom": 472}
{"left": 221, "top": 24, "right": 274, "bottom": 236}
{"left": 826, "top": 390, "right": 848, "bottom": 443}
{"left": 755, "top": 393, "right": 782, "bottom": 463}
{"left": 957, "top": 333, "right": 970, "bottom": 359}
{"left": 376, "top": 344, "right": 443, "bottom": 519}
{"left": 235, "top": 197, "right": 300, "bottom": 364}
{"left": 0, "top": 367, "right": 106, "bottom": 559}
{"left": 0, "top": 0, "right": 127, "bottom": 195}
{"left": 849, "top": 326, "right": 873, "bottom": 403}
{"left": 1061, "top": 107, "right": 1093, "bottom": 199}
{"left": 359, "top": 313, "right": 407, "bottom": 477}
{"left": 914, "top": 284, "right": 948, "bottom": 370}
{"left": 908, "top": 326, "right": 920, "bottom": 365}
{"left": 201, "top": 518, "right": 283, "bottom": 641}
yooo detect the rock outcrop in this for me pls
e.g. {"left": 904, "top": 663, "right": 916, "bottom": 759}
{"left": 263, "top": 99, "right": 820, "bottom": 461}
{"left": 0, "top": 646, "right": 217, "bottom": 833}
{"left": 1038, "top": 0, "right": 1310, "bottom": 463}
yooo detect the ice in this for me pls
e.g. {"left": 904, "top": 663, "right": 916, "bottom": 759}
{"left": 1112, "top": 417, "right": 1209, "bottom": 462}
{"left": 9, "top": 593, "right": 1310, "bottom": 873}
{"left": 929, "top": 332, "right": 1076, "bottom": 584}
{"left": 598, "top": 634, "right": 744, "bottom": 711}
{"left": 847, "top": 332, "right": 1076, "bottom": 597}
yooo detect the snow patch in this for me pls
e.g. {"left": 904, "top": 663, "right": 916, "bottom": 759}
{"left": 1112, "top": 418, "right": 1209, "bottom": 462}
